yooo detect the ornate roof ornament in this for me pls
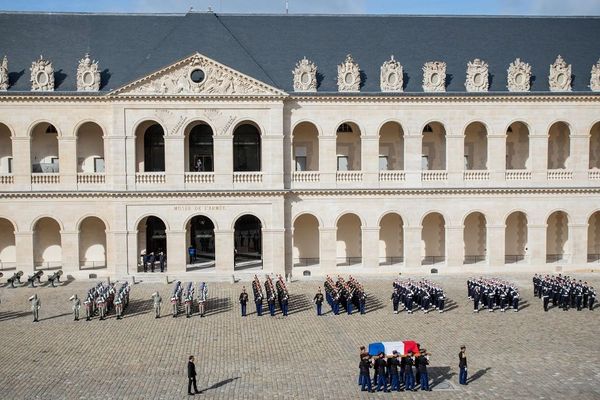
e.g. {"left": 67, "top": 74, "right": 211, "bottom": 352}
{"left": 591, "top": 59, "right": 600, "bottom": 92}
{"left": 380, "top": 55, "right": 403, "bottom": 92}
{"left": 292, "top": 57, "right": 317, "bottom": 92}
{"left": 337, "top": 54, "right": 360, "bottom": 92}
{"left": 465, "top": 59, "right": 489, "bottom": 92}
{"left": 549, "top": 55, "right": 572, "bottom": 92}
{"left": 507, "top": 58, "right": 531, "bottom": 92}
{"left": 30, "top": 55, "right": 54, "bottom": 91}
{"left": 0, "top": 55, "right": 8, "bottom": 91}
{"left": 422, "top": 61, "right": 446, "bottom": 92}
{"left": 77, "top": 53, "right": 101, "bottom": 92}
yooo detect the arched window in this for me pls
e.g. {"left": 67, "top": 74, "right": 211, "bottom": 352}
{"left": 188, "top": 124, "right": 214, "bottom": 172}
{"left": 144, "top": 124, "right": 165, "bottom": 172}
{"left": 233, "top": 124, "right": 261, "bottom": 172}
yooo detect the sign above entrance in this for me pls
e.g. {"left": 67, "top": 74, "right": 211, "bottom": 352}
{"left": 174, "top": 205, "right": 226, "bottom": 212}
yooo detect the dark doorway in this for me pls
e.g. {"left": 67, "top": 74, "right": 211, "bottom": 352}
{"left": 188, "top": 215, "right": 215, "bottom": 263}
{"left": 233, "top": 124, "right": 261, "bottom": 172}
{"left": 188, "top": 124, "right": 214, "bottom": 172}
{"left": 144, "top": 124, "right": 165, "bottom": 172}
{"left": 145, "top": 216, "right": 166, "bottom": 255}
{"left": 234, "top": 215, "right": 262, "bottom": 269}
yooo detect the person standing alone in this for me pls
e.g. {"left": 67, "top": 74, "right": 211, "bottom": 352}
{"left": 187, "top": 355, "right": 201, "bottom": 395}
{"left": 458, "top": 345, "right": 468, "bottom": 385}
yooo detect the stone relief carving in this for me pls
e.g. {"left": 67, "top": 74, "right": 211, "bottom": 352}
{"left": 507, "top": 58, "right": 531, "bottom": 92}
{"left": 380, "top": 55, "right": 403, "bottom": 92}
{"left": 337, "top": 54, "right": 360, "bottom": 92}
{"left": 0, "top": 55, "right": 8, "bottom": 91}
{"left": 548, "top": 55, "right": 572, "bottom": 92}
{"left": 292, "top": 57, "right": 317, "bottom": 92}
{"left": 155, "top": 109, "right": 188, "bottom": 136}
{"left": 422, "top": 61, "right": 446, "bottom": 92}
{"left": 465, "top": 58, "right": 489, "bottom": 92}
{"left": 77, "top": 53, "right": 101, "bottom": 92}
{"left": 201, "top": 108, "right": 235, "bottom": 135}
{"left": 591, "top": 59, "right": 600, "bottom": 92}
{"left": 121, "top": 53, "right": 275, "bottom": 96}
{"left": 30, "top": 55, "right": 54, "bottom": 91}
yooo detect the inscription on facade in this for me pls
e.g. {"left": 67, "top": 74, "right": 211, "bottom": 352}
{"left": 174, "top": 205, "right": 226, "bottom": 211}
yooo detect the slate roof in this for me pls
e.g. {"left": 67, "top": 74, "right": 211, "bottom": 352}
{"left": 0, "top": 11, "right": 599, "bottom": 94}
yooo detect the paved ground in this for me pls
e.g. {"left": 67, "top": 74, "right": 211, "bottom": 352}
{"left": 0, "top": 273, "right": 598, "bottom": 400}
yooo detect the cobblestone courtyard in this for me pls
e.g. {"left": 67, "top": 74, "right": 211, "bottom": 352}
{"left": 0, "top": 273, "right": 598, "bottom": 399}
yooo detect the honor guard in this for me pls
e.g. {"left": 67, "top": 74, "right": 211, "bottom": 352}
{"left": 114, "top": 294, "right": 123, "bottom": 320}
{"left": 97, "top": 293, "right": 107, "bottom": 320}
{"left": 281, "top": 291, "right": 289, "bottom": 316}
{"left": 252, "top": 276, "right": 263, "bottom": 317}
{"left": 29, "top": 294, "right": 41, "bottom": 322}
{"left": 184, "top": 282, "right": 195, "bottom": 318}
{"left": 589, "top": 287, "right": 596, "bottom": 310}
{"left": 391, "top": 289, "right": 400, "bottom": 314}
{"left": 239, "top": 287, "right": 248, "bottom": 317}
{"left": 197, "top": 282, "right": 208, "bottom": 317}
{"left": 171, "top": 281, "right": 182, "bottom": 318}
{"left": 152, "top": 292, "right": 162, "bottom": 318}
{"left": 313, "top": 288, "right": 324, "bottom": 316}
{"left": 84, "top": 294, "right": 93, "bottom": 321}
{"left": 69, "top": 294, "right": 81, "bottom": 321}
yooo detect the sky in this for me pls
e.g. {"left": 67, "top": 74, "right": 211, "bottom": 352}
{"left": 0, "top": 0, "right": 600, "bottom": 15}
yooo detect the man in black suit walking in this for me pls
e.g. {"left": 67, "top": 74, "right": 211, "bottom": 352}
{"left": 188, "top": 355, "right": 201, "bottom": 395}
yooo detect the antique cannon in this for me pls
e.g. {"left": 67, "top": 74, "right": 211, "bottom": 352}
{"left": 27, "top": 271, "right": 44, "bottom": 288}
{"left": 47, "top": 270, "right": 63, "bottom": 287}
{"left": 6, "top": 271, "right": 23, "bottom": 288}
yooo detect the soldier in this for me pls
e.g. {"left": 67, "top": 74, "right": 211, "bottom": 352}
{"left": 29, "top": 294, "right": 41, "bottom": 322}
{"left": 281, "top": 291, "right": 289, "bottom": 316}
{"left": 542, "top": 285, "right": 551, "bottom": 311}
{"left": 152, "top": 292, "right": 162, "bottom": 318}
{"left": 239, "top": 287, "right": 248, "bottom": 317}
{"left": 437, "top": 289, "right": 445, "bottom": 313}
{"left": 389, "top": 351, "right": 402, "bottom": 392}
{"left": 313, "top": 288, "right": 324, "bottom": 316}
{"left": 148, "top": 252, "right": 156, "bottom": 273}
{"left": 84, "top": 294, "right": 93, "bottom": 321}
{"left": 589, "top": 287, "right": 596, "bottom": 310}
{"left": 374, "top": 353, "right": 388, "bottom": 392}
{"left": 97, "top": 293, "right": 106, "bottom": 320}
{"left": 458, "top": 345, "right": 468, "bottom": 385}
{"left": 114, "top": 294, "right": 123, "bottom": 320}
{"left": 197, "top": 282, "right": 208, "bottom": 317}
{"left": 359, "top": 355, "right": 374, "bottom": 392}
{"left": 69, "top": 294, "right": 80, "bottom": 321}
{"left": 158, "top": 251, "right": 166, "bottom": 272}
{"left": 184, "top": 284, "right": 194, "bottom": 318}
{"left": 417, "top": 349, "right": 431, "bottom": 391}
{"left": 403, "top": 351, "right": 416, "bottom": 391}
{"left": 359, "top": 290, "right": 367, "bottom": 315}
{"left": 267, "top": 291, "right": 276, "bottom": 316}
{"left": 391, "top": 289, "right": 400, "bottom": 314}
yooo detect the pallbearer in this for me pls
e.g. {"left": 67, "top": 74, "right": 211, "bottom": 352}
{"left": 69, "top": 294, "right": 80, "bottom": 321}
{"left": 152, "top": 292, "right": 162, "bottom": 318}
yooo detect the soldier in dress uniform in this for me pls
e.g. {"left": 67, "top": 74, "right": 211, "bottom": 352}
{"left": 29, "top": 294, "right": 41, "bottom": 322}
{"left": 148, "top": 252, "right": 156, "bottom": 273}
{"left": 281, "top": 291, "right": 289, "bottom": 316}
{"left": 313, "top": 288, "right": 324, "bottom": 316}
{"left": 97, "top": 293, "right": 107, "bottom": 320}
{"left": 197, "top": 282, "right": 208, "bottom": 317}
{"left": 158, "top": 251, "right": 166, "bottom": 272}
{"left": 403, "top": 351, "right": 416, "bottom": 391}
{"left": 152, "top": 292, "right": 162, "bottom": 318}
{"left": 239, "top": 286, "right": 248, "bottom": 317}
{"left": 69, "top": 294, "right": 80, "bottom": 321}
{"left": 84, "top": 294, "right": 93, "bottom": 321}
{"left": 114, "top": 294, "right": 124, "bottom": 320}
{"left": 589, "top": 286, "right": 596, "bottom": 310}
{"left": 391, "top": 289, "right": 400, "bottom": 314}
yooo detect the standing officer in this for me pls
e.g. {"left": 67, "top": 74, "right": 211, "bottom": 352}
{"left": 391, "top": 289, "right": 400, "bottom": 314}
{"left": 29, "top": 294, "right": 41, "bottom": 322}
{"left": 458, "top": 345, "right": 468, "bottom": 385}
{"left": 313, "top": 288, "right": 324, "bottom": 316}
{"left": 84, "top": 295, "right": 93, "bottom": 321}
{"left": 281, "top": 291, "right": 289, "bottom": 316}
{"left": 542, "top": 285, "right": 551, "bottom": 312}
{"left": 158, "top": 251, "right": 166, "bottom": 272}
{"left": 589, "top": 287, "right": 596, "bottom": 310}
{"left": 187, "top": 355, "right": 201, "bottom": 395}
{"left": 239, "top": 286, "right": 248, "bottom": 317}
{"left": 69, "top": 294, "right": 80, "bottom": 321}
{"left": 267, "top": 292, "right": 276, "bottom": 316}
{"left": 359, "top": 291, "right": 367, "bottom": 315}
{"left": 152, "top": 292, "right": 162, "bottom": 318}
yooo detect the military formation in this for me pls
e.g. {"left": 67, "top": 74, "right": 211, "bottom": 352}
{"left": 533, "top": 274, "right": 596, "bottom": 311}
{"left": 169, "top": 280, "right": 209, "bottom": 318}
{"left": 81, "top": 281, "right": 130, "bottom": 321}
{"left": 467, "top": 277, "right": 520, "bottom": 312}
{"left": 391, "top": 278, "right": 446, "bottom": 314}
{"left": 323, "top": 275, "right": 367, "bottom": 315}
{"left": 242, "top": 274, "right": 289, "bottom": 317}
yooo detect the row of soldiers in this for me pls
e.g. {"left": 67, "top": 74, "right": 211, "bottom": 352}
{"left": 323, "top": 275, "right": 367, "bottom": 315}
{"left": 72, "top": 281, "right": 131, "bottom": 321}
{"left": 238, "top": 275, "right": 289, "bottom": 317}
{"left": 391, "top": 279, "right": 446, "bottom": 314}
{"left": 467, "top": 277, "right": 520, "bottom": 312}
{"left": 140, "top": 251, "right": 167, "bottom": 273}
{"left": 359, "top": 347, "right": 432, "bottom": 392}
{"left": 533, "top": 274, "right": 596, "bottom": 311}
{"left": 168, "top": 281, "right": 209, "bottom": 318}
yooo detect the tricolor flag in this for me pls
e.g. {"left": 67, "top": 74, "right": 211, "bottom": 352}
{"left": 368, "top": 341, "right": 420, "bottom": 357}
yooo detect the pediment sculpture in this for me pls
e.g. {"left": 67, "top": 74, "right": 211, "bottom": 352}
{"left": 549, "top": 55, "right": 572, "bottom": 92}
{"left": 591, "top": 59, "right": 600, "bottom": 92}
{"left": 292, "top": 57, "right": 317, "bottom": 92}
{"left": 337, "top": 54, "right": 360, "bottom": 92}
{"left": 422, "top": 61, "right": 446, "bottom": 92}
{"left": 380, "top": 55, "right": 403, "bottom": 92}
{"left": 30, "top": 55, "right": 54, "bottom": 91}
{"left": 0, "top": 56, "right": 8, "bottom": 91}
{"left": 77, "top": 53, "right": 101, "bottom": 92}
{"left": 465, "top": 59, "right": 489, "bottom": 92}
{"left": 507, "top": 58, "right": 531, "bottom": 92}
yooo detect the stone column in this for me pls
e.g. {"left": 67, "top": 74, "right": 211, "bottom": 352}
{"left": 527, "top": 224, "right": 547, "bottom": 266}
{"left": 319, "top": 136, "right": 336, "bottom": 186}
{"left": 263, "top": 228, "right": 285, "bottom": 275}
{"left": 15, "top": 231, "right": 34, "bottom": 276}
{"left": 446, "top": 134, "right": 464, "bottom": 185}
{"left": 164, "top": 136, "right": 184, "bottom": 189}
{"left": 125, "top": 136, "right": 136, "bottom": 189}
{"left": 487, "top": 224, "right": 506, "bottom": 267}
{"left": 571, "top": 133, "right": 589, "bottom": 181}
{"left": 263, "top": 136, "right": 284, "bottom": 189}
{"left": 487, "top": 134, "right": 506, "bottom": 182}
{"left": 12, "top": 137, "right": 31, "bottom": 189}
{"left": 403, "top": 226, "right": 422, "bottom": 268}
{"left": 319, "top": 227, "right": 337, "bottom": 274}
{"left": 403, "top": 133, "right": 422, "bottom": 186}
{"left": 59, "top": 137, "right": 77, "bottom": 189}
{"left": 126, "top": 230, "right": 139, "bottom": 275}
{"left": 530, "top": 134, "right": 548, "bottom": 183}
{"left": 166, "top": 230, "right": 186, "bottom": 273}
{"left": 361, "top": 227, "right": 380, "bottom": 268}
{"left": 106, "top": 230, "right": 127, "bottom": 277}
{"left": 445, "top": 225, "right": 463, "bottom": 267}
{"left": 214, "top": 229, "right": 234, "bottom": 273}
{"left": 361, "top": 136, "right": 379, "bottom": 187}
{"left": 213, "top": 135, "right": 232, "bottom": 189}
{"left": 104, "top": 135, "right": 127, "bottom": 190}
{"left": 60, "top": 230, "right": 79, "bottom": 275}
{"left": 569, "top": 223, "right": 588, "bottom": 266}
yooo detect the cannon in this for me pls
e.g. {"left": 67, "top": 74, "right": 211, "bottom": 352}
{"left": 47, "top": 270, "right": 63, "bottom": 287}
{"left": 27, "top": 271, "right": 44, "bottom": 288}
{"left": 6, "top": 271, "right": 23, "bottom": 288}
{"left": 171, "top": 281, "right": 182, "bottom": 317}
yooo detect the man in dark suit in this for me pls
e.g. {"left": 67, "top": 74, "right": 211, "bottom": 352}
{"left": 188, "top": 355, "right": 201, "bottom": 395}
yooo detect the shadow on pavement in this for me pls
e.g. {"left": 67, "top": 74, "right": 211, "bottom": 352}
{"left": 428, "top": 366, "right": 455, "bottom": 389}
{"left": 288, "top": 293, "right": 312, "bottom": 315}
{"left": 205, "top": 297, "right": 232, "bottom": 316}
{"left": 467, "top": 367, "right": 491, "bottom": 384}
{"left": 204, "top": 376, "right": 240, "bottom": 391}
{"left": 0, "top": 311, "right": 31, "bottom": 321}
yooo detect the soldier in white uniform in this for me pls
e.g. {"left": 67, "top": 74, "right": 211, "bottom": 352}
{"left": 29, "top": 294, "right": 41, "bottom": 322}
{"left": 69, "top": 294, "right": 81, "bottom": 321}
{"left": 152, "top": 292, "right": 162, "bottom": 319}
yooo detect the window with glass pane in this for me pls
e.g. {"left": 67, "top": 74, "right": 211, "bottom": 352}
{"left": 144, "top": 124, "right": 165, "bottom": 172}
{"left": 189, "top": 124, "right": 214, "bottom": 172}
{"left": 233, "top": 124, "right": 261, "bottom": 172}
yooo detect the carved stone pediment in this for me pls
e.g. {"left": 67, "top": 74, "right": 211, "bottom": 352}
{"left": 548, "top": 55, "right": 571, "bottom": 92}
{"left": 0, "top": 56, "right": 8, "bottom": 91}
{"left": 465, "top": 59, "right": 489, "bottom": 92}
{"left": 111, "top": 52, "right": 286, "bottom": 96}
{"left": 337, "top": 54, "right": 360, "bottom": 92}
{"left": 30, "top": 55, "right": 54, "bottom": 91}
{"left": 380, "top": 55, "right": 403, "bottom": 92}
{"left": 422, "top": 61, "right": 446, "bottom": 92}
{"left": 292, "top": 57, "right": 317, "bottom": 92}
{"left": 77, "top": 53, "right": 101, "bottom": 92}
{"left": 591, "top": 59, "right": 600, "bottom": 92}
{"left": 507, "top": 58, "right": 531, "bottom": 92}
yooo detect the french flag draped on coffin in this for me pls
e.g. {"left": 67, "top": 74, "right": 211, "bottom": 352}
{"left": 368, "top": 341, "right": 420, "bottom": 356}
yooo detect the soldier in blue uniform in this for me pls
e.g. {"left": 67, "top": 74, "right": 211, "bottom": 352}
{"left": 313, "top": 288, "right": 324, "bottom": 316}
{"left": 239, "top": 287, "right": 248, "bottom": 317}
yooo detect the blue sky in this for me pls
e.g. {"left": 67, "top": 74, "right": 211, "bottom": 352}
{"left": 1, "top": 0, "right": 600, "bottom": 15}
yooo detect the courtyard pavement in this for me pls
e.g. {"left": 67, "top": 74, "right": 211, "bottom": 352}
{"left": 0, "top": 273, "right": 598, "bottom": 399}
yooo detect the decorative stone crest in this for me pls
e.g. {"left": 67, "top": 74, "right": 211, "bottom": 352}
{"left": 0, "top": 56, "right": 8, "bottom": 91}
{"left": 337, "top": 54, "right": 360, "bottom": 92}
{"left": 77, "top": 53, "right": 101, "bottom": 91}
{"left": 465, "top": 59, "right": 489, "bottom": 92}
{"left": 422, "top": 61, "right": 446, "bottom": 92}
{"left": 112, "top": 52, "right": 283, "bottom": 96}
{"left": 507, "top": 58, "right": 531, "bottom": 92}
{"left": 292, "top": 57, "right": 317, "bottom": 92}
{"left": 549, "top": 55, "right": 572, "bottom": 92}
{"left": 591, "top": 59, "right": 600, "bottom": 92}
{"left": 380, "top": 55, "right": 403, "bottom": 92}
{"left": 30, "top": 55, "right": 54, "bottom": 91}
